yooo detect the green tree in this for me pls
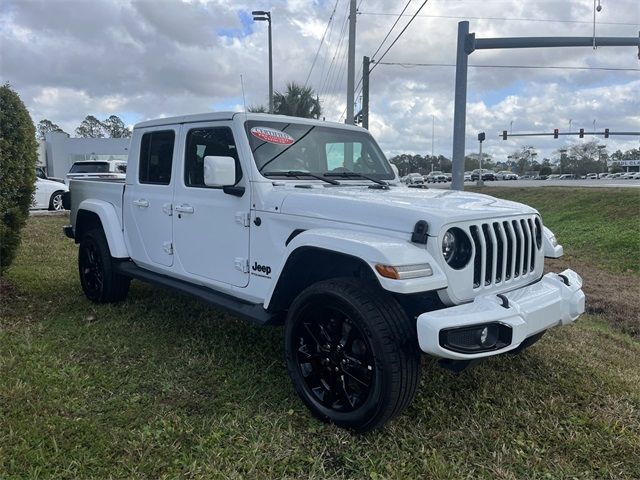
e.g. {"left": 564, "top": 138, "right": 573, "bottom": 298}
{"left": 248, "top": 105, "right": 268, "bottom": 113}
{"left": 509, "top": 146, "right": 537, "bottom": 174}
{"left": 75, "top": 115, "right": 105, "bottom": 138}
{"left": 273, "top": 82, "right": 322, "bottom": 119}
{"left": 36, "top": 119, "right": 68, "bottom": 140}
{"left": 0, "top": 84, "right": 38, "bottom": 272}
{"left": 102, "top": 115, "right": 131, "bottom": 138}
{"left": 565, "top": 140, "right": 606, "bottom": 175}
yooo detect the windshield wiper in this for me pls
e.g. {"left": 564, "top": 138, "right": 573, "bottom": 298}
{"left": 324, "top": 170, "right": 389, "bottom": 188}
{"left": 262, "top": 170, "right": 341, "bottom": 185}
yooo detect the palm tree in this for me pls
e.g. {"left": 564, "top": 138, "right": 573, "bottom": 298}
{"left": 273, "top": 82, "right": 322, "bottom": 119}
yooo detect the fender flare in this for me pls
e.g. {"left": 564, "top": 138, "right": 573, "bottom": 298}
{"left": 76, "top": 199, "right": 129, "bottom": 258}
{"left": 264, "top": 228, "right": 448, "bottom": 308}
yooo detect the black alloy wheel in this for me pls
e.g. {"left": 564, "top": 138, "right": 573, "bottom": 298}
{"left": 285, "top": 278, "right": 421, "bottom": 432}
{"left": 78, "top": 227, "right": 130, "bottom": 303}
{"left": 291, "top": 303, "right": 375, "bottom": 413}
{"left": 79, "top": 236, "right": 104, "bottom": 299}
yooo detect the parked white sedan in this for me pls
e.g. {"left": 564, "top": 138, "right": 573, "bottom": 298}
{"left": 33, "top": 177, "right": 68, "bottom": 210}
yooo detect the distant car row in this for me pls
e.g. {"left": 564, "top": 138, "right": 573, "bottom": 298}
{"left": 400, "top": 169, "right": 519, "bottom": 184}
{"left": 400, "top": 170, "right": 640, "bottom": 185}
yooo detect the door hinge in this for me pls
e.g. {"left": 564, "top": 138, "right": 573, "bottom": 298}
{"left": 235, "top": 211, "right": 251, "bottom": 227}
{"left": 235, "top": 257, "right": 249, "bottom": 273}
{"left": 163, "top": 241, "right": 173, "bottom": 255}
{"left": 162, "top": 203, "right": 173, "bottom": 216}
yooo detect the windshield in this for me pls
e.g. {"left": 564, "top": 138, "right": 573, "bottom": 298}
{"left": 245, "top": 121, "right": 394, "bottom": 180}
{"left": 69, "top": 162, "right": 110, "bottom": 173}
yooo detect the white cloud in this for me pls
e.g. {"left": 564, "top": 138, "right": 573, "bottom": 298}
{"left": 0, "top": 0, "right": 638, "bottom": 160}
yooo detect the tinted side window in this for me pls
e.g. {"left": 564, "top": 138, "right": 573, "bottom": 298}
{"left": 139, "top": 131, "right": 175, "bottom": 185}
{"left": 184, "top": 127, "right": 241, "bottom": 187}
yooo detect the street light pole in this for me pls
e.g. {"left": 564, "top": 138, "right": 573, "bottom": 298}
{"left": 268, "top": 14, "right": 273, "bottom": 113}
{"left": 252, "top": 10, "right": 273, "bottom": 113}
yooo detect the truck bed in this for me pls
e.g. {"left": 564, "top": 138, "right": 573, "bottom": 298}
{"left": 69, "top": 178, "right": 125, "bottom": 231}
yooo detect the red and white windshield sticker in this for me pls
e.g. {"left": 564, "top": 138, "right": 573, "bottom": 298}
{"left": 250, "top": 126, "right": 295, "bottom": 145}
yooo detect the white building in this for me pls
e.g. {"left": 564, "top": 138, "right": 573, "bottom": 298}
{"left": 39, "top": 132, "right": 130, "bottom": 178}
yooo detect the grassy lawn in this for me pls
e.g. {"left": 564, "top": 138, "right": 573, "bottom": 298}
{"left": 2, "top": 188, "right": 639, "bottom": 479}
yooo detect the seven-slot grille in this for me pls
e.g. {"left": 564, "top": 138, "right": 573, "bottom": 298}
{"left": 468, "top": 216, "right": 542, "bottom": 289}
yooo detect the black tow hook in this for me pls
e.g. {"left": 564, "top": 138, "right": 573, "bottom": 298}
{"left": 557, "top": 274, "right": 570, "bottom": 286}
{"left": 496, "top": 294, "right": 510, "bottom": 309}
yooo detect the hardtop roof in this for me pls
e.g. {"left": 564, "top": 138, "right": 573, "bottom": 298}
{"left": 133, "top": 112, "right": 364, "bottom": 132}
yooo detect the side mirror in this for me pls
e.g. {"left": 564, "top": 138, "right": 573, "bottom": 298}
{"left": 204, "top": 156, "right": 236, "bottom": 187}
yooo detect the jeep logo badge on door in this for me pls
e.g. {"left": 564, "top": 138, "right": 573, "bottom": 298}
{"left": 251, "top": 261, "right": 272, "bottom": 277}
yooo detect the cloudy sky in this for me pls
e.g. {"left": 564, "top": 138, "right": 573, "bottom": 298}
{"left": 1, "top": 0, "right": 638, "bottom": 162}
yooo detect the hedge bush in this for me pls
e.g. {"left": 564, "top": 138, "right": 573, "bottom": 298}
{"left": 0, "top": 84, "right": 37, "bottom": 273}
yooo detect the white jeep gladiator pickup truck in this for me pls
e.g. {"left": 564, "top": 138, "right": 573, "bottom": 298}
{"left": 64, "top": 112, "right": 585, "bottom": 432}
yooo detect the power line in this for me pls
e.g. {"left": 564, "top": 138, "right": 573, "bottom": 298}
{"left": 358, "top": 11, "right": 639, "bottom": 27}
{"left": 304, "top": 0, "right": 341, "bottom": 87}
{"left": 316, "top": 0, "right": 342, "bottom": 93}
{"left": 319, "top": 1, "right": 350, "bottom": 98}
{"left": 369, "top": 0, "right": 430, "bottom": 74}
{"left": 375, "top": 61, "right": 640, "bottom": 72}
{"left": 369, "top": 0, "right": 413, "bottom": 62}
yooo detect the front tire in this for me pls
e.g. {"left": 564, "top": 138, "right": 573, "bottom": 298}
{"left": 284, "top": 278, "right": 421, "bottom": 432}
{"left": 78, "top": 227, "right": 130, "bottom": 303}
{"left": 49, "top": 191, "right": 65, "bottom": 211}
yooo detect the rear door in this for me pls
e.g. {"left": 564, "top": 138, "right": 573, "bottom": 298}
{"left": 123, "top": 128, "right": 178, "bottom": 268}
{"left": 172, "top": 122, "right": 250, "bottom": 287}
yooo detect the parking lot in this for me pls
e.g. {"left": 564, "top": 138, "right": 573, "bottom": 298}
{"left": 429, "top": 178, "right": 640, "bottom": 189}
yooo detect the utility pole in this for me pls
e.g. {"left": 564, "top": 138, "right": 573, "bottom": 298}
{"left": 451, "top": 21, "right": 470, "bottom": 190}
{"left": 346, "top": 0, "right": 357, "bottom": 124}
{"left": 362, "top": 56, "right": 370, "bottom": 129}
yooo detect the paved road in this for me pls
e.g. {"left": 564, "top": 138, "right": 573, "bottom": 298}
{"left": 428, "top": 179, "right": 640, "bottom": 189}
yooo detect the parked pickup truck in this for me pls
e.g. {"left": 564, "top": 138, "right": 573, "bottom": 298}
{"left": 64, "top": 112, "right": 585, "bottom": 432}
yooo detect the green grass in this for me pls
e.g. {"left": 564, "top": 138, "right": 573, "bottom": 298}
{"left": 2, "top": 188, "right": 640, "bottom": 479}
{"left": 470, "top": 187, "right": 640, "bottom": 275}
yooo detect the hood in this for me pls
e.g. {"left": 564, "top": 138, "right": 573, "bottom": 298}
{"left": 277, "top": 185, "right": 537, "bottom": 234}
{"left": 38, "top": 178, "right": 69, "bottom": 190}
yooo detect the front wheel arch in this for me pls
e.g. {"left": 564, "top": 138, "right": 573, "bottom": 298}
{"left": 267, "top": 247, "right": 379, "bottom": 315}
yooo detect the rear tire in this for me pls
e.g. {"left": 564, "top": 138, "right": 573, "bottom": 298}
{"left": 284, "top": 278, "right": 421, "bottom": 432}
{"left": 78, "top": 227, "right": 130, "bottom": 303}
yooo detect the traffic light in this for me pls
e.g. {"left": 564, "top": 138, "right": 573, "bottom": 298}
{"left": 579, "top": 128, "right": 584, "bottom": 138}
{"left": 604, "top": 128, "right": 609, "bottom": 138}
{"left": 553, "top": 128, "right": 559, "bottom": 139}
{"left": 502, "top": 130, "right": 507, "bottom": 140}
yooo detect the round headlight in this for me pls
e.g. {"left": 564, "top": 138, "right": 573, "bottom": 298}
{"left": 442, "top": 227, "right": 473, "bottom": 269}
{"left": 442, "top": 230, "right": 456, "bottom": 263}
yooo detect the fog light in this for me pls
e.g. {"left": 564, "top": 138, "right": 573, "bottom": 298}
{"left": 439, "top": 323, "right": 511, "bottom": 354}
{"left": 479, "top": 327, "right": 488, "bottom": 344}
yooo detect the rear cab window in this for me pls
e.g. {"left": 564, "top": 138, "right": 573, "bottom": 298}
{"left": 69, "top": 162, "right": 110, "bottom": 173}
{"left": 139, "top": 131, "right": 175, "bottom": 185}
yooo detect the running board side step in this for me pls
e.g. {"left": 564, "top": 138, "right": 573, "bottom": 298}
{"left": 115, "top": 261, "right": 276, "bottom": 325}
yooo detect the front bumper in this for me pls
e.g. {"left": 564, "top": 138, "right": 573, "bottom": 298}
{"left": 417, "top": 269, "right": 585, "bottom": 360}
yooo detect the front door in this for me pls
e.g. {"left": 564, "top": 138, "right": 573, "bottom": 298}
{"left": 123, "top": 128, "right": 178, "bottom": 268}
{"left": 172, "top": 122, "right": 250, "bottom": 288}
